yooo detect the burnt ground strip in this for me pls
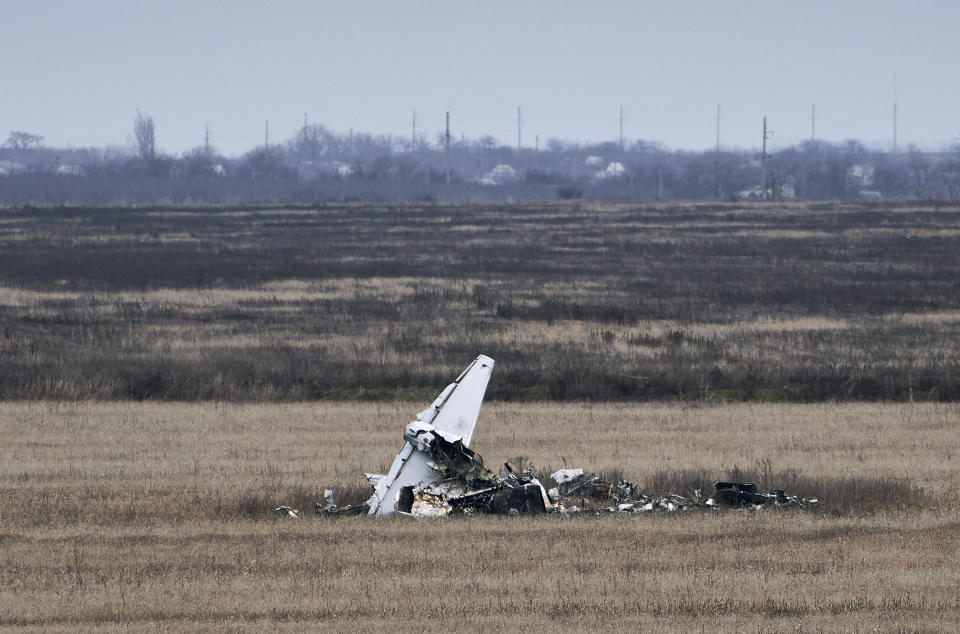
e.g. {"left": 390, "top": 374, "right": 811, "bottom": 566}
{"left": 1, "top": 201, "right": 959, "bottom": 401}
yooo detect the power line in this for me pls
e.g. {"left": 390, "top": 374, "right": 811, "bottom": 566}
{"left": 445, "top": 111, "right": 451, "bottom": 184}
{"left": 893, "top": 75, "right": 898, "bottom": 154}
{"left": 761, "top": 116, "right": 772, "bottom": 196}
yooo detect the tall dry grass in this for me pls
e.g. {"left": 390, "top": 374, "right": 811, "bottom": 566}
{"left": 2, "top": 401, "right": 955, "bottom": 528}
{"left": 1, "top": 401, "right": 958, "bottom": 631}
{"left": 5, "top": 514, "right": 960, "bottom": 632}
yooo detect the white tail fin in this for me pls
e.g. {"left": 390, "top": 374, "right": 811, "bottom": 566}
{"left": 367, "top": 355, "right": 495, "bottom": 516}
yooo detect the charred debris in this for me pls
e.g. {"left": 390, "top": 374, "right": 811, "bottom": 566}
{"left": 311, "top": 452, "right": 819, "bottom": 519}
{"left": 276, "top": 354, "right": 818, "bottom": 519}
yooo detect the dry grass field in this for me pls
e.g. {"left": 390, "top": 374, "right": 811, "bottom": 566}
{"left": 2, "top": 400, "right": 958, "bottom": 631}
{"left": 2, "top": 201, "right": 959, "bottom": 630}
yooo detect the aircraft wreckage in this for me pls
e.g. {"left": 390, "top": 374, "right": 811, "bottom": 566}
{"left": 304, "top": 354, "right": 818, "bottom": 519}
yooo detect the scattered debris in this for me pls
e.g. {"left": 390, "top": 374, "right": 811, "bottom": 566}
{"left": 274, "top": 505, "right": 301, "bottom": 518}
{"left": 322, "top": 489, "right": 336, "bottom": 511}
{"left": 315, "top": 501, "right": 367, "bottom": 517}
{"left": 304, "top": 354, "right": 818, "bottom": 519}
{"left": 707, "top": 481, "right": 818, "bottom": 509}
{"left": 317, "top": 462, "right": 818, "bottom": 518}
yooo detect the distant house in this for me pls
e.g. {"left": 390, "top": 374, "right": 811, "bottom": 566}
{"left": 736, "top": 184, "right": 795, "bottom": 201}
{"left": 604, "top": 161, "right": 625, "bottom": 178}
{"left": 593, "top": 161, "right": 626, "bottom": 181}
{"left": 482, "top": 164, "right": 518, "bottom": 185}
{"left": 736, "top": 186, "right": 768, "bottom": 201}
{"left": 296, "top": 160, "right": 354, "bottom": 181}
{"left": 55, "top": 164, "right": 86, "bottom": 177}
{"left": 849, "top": 164, "right": 875, "bottom": 187}
{"left": 0, "top": 160, "right": 26, "bottom": 175}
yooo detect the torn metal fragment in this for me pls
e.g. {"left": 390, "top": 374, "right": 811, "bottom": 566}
{"left": 712, "top": 481, "right": 770, "bottom": 506}
{"left": 317, "top": 503, "right": 369, "bottom": 516}
{"left": 550, "top": 468, "right": 584, "bottom": 484}
{"left": 323, "top": 489, "right": 336, "bottom": 511}
{"left": 397, "top": 484, "right": 453, "bottom": 517}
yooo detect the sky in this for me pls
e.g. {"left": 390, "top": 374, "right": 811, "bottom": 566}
{"left": 2, "top": 1, "right": 959, "bottom": 157}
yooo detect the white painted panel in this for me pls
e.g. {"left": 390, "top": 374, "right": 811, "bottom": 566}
{"left": 422, "top": 354, "right": 494, "bottom": 447}
{"left": 367, "top": 354, "right": 495, "bottom": 516}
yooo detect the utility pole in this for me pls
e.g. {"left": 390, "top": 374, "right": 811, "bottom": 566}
{"left": 811, "top": 103, "right": 816, "bottom": 141}
{"left": 264, "top": 120, "right": 270, "bottom": 151}
{"left": 411, "top": 109, "right": 417, "bottom": 150}
{"left": 301, "top": 113, "right": 308, "bottom": 159}
{"left": 714, "top": 105, "right": 721, "bottom": 198}
{"left": 892, "top": 76, "right": 898, "bottom": 154}
{"left": 204, "top": 124, "right": 210, "bottom": 156}
{"left": 619, "top": 105, "right": 624, "bottom": 150}
{"left": 445, "top": 111, "right": 451, "bottom": 184}
{"left": 517, "top": 106, "right": 522, "bottom": 151}
{"left": 535, "top": 134, "right": 539, "bottom": 152}
{"left": 761, "top": 116, "right": 772, "bottom": 197}
{"left": 715, "top": 104, "right": 721, "bottom": 153}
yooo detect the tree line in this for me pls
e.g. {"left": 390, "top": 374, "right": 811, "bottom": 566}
{"left": 1, "top": 113, "right": 959, "bottom": 205}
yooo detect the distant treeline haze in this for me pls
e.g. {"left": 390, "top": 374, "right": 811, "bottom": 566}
{"left": 2, "top": 122, "right": 959, "bottom": 204}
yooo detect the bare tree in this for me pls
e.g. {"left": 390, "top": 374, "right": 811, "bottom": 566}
{"left": 134, "top": 110, "right": 156, "bottom": 164}
{"left": 3, "top": 131, "right": 44, "bottom": 151}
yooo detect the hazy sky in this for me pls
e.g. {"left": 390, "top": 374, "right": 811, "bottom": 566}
{"left": 3, "top": 1, "right": 958, "bottom": 156}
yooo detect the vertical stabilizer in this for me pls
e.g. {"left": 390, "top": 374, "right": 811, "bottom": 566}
{"left": 367, "top": 355, "right": 495, "bottom": 516}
